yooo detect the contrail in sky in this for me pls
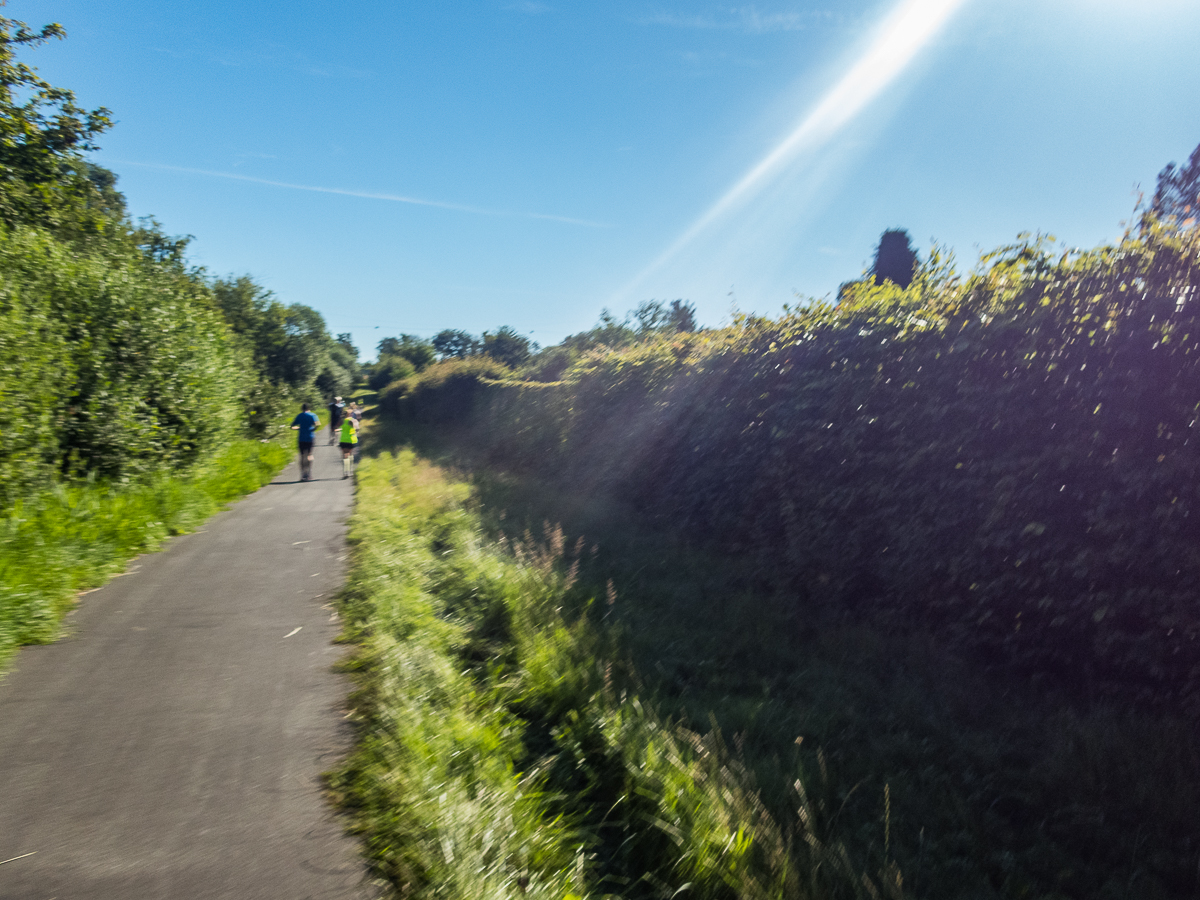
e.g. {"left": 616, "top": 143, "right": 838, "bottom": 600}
{"left": 618, "top": 0, "right": 967, "bottom": 298}
{"left": 111, "top": 160, "right": 608, "bottom": 228}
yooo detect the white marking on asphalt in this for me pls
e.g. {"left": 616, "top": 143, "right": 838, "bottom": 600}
{"left": 0, "top": 851, "right": 37, "bottom": 865}
{"left": 283, "top": 627, "right": 302, "bottom": 638}
{"left": 293, "top": 541, "right": 311, "bottom": 545}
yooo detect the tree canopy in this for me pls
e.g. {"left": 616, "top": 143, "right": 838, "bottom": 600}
{"left": 0, "top": 15, "right": 117, "bottom": 235}
{"left": 870, "top": 228, "right": 918, "bottom": 288}
{"left": 1152, "top": 141, "right": 1200, "bottom": 227}
{"left": 432, "top": 329, "right": 480, "bottom": 360}
{"left": 482, "top": 326, "right": 534, "bottom": 369}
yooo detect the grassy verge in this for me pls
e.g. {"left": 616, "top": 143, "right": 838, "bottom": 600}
{"left": 0, "top": 436, "right": 291, "bottom": 669}
{"left": 332, "top": 447, "right": 901, "bottom": 900}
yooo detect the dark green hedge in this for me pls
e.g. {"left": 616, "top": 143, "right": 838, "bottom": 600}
{"left": 392, "top": 224, "right": 1200, "bottom": 709}
{"left": 0, "top": 226, "right": 247, "bottom": 501}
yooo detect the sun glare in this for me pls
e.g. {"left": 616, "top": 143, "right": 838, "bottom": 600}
{"left": 617, "top": 0, "right": 968, "bottom": 301}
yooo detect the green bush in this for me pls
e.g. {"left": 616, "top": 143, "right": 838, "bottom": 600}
{"left": 381, "top": 356, "right": 512, "bottom": 424}
{"left": 0, "top": 225, "right": 249, "bottom": 500}
{"left": 367, "top": 354, "right": 416, "bottom": 392}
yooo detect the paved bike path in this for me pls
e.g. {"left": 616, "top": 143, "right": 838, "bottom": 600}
{"left": 0, "top": 443, "right": 381, "bottom": 899}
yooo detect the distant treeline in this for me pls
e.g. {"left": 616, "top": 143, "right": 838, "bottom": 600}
{"left": 0, "top": 15, "right": 355, "bottom": 505}
{"left": 365, "top": 298, "right": 697, "bottom": 391}
{"left": 377, "top": 206, "right": 1200, "bottom": 711}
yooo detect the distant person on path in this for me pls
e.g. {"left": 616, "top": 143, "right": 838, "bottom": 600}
{"left": 348, "top": 402, "right": 364, "bottom": 466}
{"left": 327, "top": 396, "right": 345, "bottom": 445}
{"left": 338, "top": 413, "right": 358, "bottom": 479}
{"left": 350, "top": 400, "right": 362, "bottom": 465}
{"left": 290, "top": 403, "right": 321, "bottom": 482}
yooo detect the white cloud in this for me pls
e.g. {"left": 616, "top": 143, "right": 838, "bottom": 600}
{"left": 111, "top": 160, "right": 608, "bottom": 228}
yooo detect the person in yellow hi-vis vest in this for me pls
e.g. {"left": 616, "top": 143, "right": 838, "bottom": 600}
{"left": 338, "top": 414, "right": 358, "bottom": 479}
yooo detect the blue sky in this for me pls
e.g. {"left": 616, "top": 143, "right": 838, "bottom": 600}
{"left": 23, "top": 0, "right": 1200, "bottom": 357}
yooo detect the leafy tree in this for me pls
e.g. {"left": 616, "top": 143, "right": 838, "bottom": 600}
{"left": 278, "top": 304, "right": 334, "bottom": 389}
{"left": 134, "top": 216, "right": 192, "bottom": 267}
{"left": 666, "top": 299, "right": 697, "bottom": 333}
{"left": 561, "top": 309, "right": 637, "bottom": 352}
{"left": 0, "top": 11, "right": 345, "bottom": 487}
{"left": 315, "top": 361, "right": 352, "bottom": 400}
{"left": 209, "top": 275, "right": 348, "bottom": 426}
{"left": 634, "top": 299, "right": 698, "bottom": 334}
{"left": 560, "top": 302, "right": 699, "bottom": 356}
{"left": 482, "top": 326, "right": 533, "bottom": 369}
{"left": 634, "top": 300, "right": 671, "bottom": 332}
{"left": 0, "top": 15, "right": 116, "bottom": 234}
{"left": 432, "top": 328, "right": 480, "bottom": 360}
{"left": 871, "top": 228, "right": 918, "bottom": 288}
{"left": 211, "top": 277, "right": 328, "bottom": 390}
{"left": 85, "top": 162, "right": 125, "bottom": 218}
{"left": 377, "top": 334, "right": 436, "bottom": 372}
{"left": 1152, "top": 141, "right": 1200, "bottom": 226}
{"left": 330, "top": 344, "right": 359, "bottom": 382}
{"left": 367, "top": 355, "right": 415, "bottom": 391}
{"left": 375, "top": 336, "right": 402, "bottom": 357}
{"left": 329, "top": 333, "right": 361, "bottom": 383}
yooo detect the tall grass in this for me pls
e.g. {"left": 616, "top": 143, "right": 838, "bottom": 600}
{"left": 0, "top": 437, "right": 290, "bottom": 668}
{"left": 332, "top": 448, "right": 896, "bottom": 899}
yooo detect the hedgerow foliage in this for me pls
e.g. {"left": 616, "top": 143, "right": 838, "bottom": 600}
{"left": 379, "top": 355, "right": 512, "bottom": 424}
{"left": 388, "top": 222, "right": 1200, "bottom": 708}
{"left": 0, "top": 13, "right": 353, "bottom": 505}
{"left": 0, "top": 227, "right": 247, "bottom": 496}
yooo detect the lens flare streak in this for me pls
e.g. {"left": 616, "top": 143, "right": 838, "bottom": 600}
{"left": 621, "top": 0, "right": 967, "bottom": 297}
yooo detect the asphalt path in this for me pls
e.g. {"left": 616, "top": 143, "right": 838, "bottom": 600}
{"left": 0, "top": 441, "right": 382, "bottom": 899}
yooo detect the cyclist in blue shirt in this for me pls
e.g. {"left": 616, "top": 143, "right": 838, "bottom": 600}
{"left": 289, "top": 403, "right": 321, "bottom": 481}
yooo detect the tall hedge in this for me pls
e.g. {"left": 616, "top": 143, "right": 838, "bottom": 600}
{"left": 0, "top": 225, "right": 249, "bottom": 502}
{"left": 392, "top": 223, "right": 1200, "bottom": 709}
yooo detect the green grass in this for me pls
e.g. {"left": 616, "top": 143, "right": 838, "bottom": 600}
{"left": 0, "top": 436, "right": 291, "bottom": 669}
{"left": 331, "top": 447, "right": 901, "bottom": 900}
